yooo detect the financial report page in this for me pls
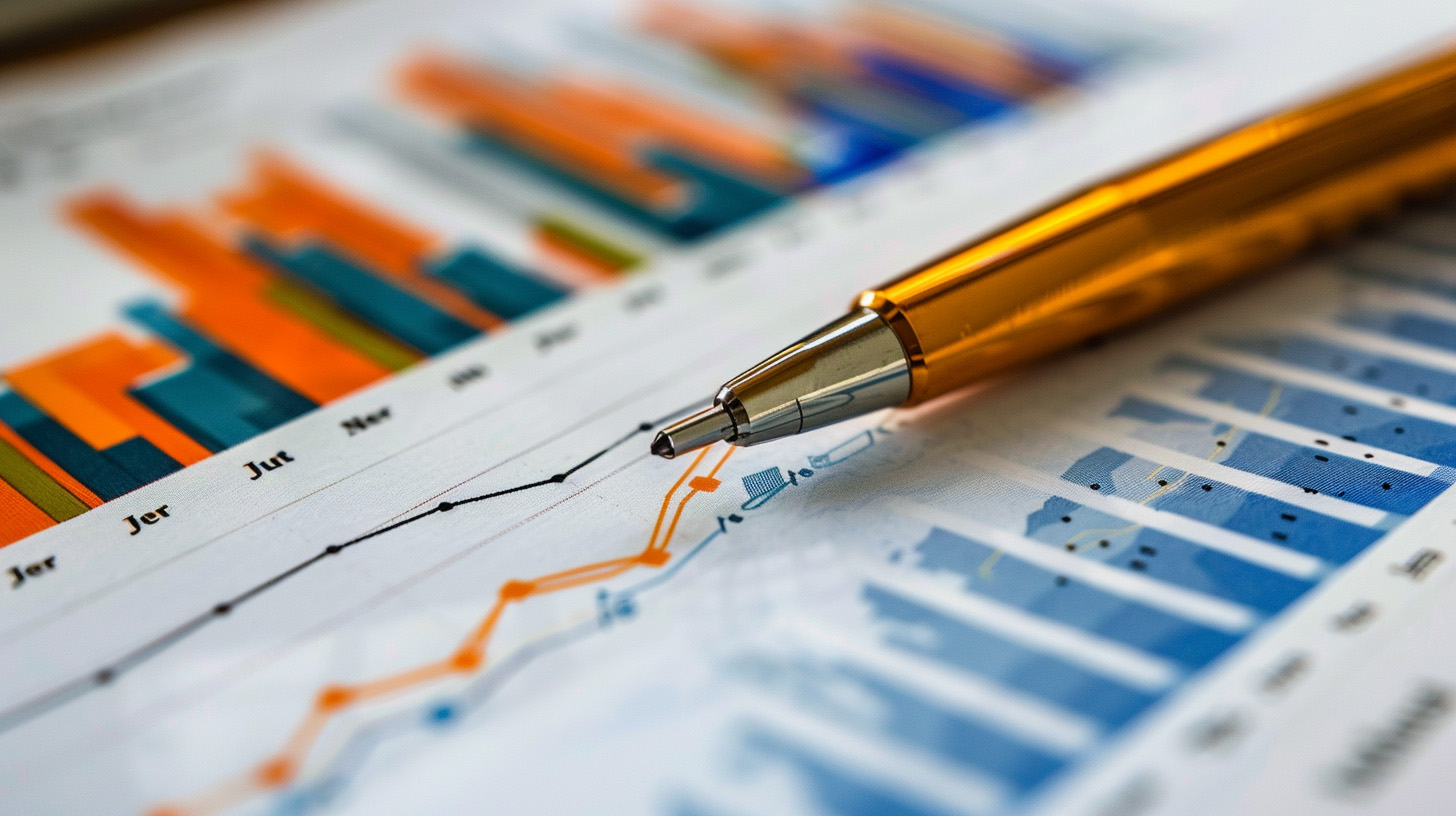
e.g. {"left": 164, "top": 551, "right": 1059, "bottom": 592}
{"left": 3, "top": 0, "right": 1456, "bottom": 813}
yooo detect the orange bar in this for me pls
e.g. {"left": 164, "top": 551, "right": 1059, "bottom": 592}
{"left": 638, "top": 1, "right": 855, "bottom": 86}
{"left": 0, "top": 478, "right": 54, "bottom": 545}
{"left": 398, "top": 54, "right": 688, "bottom": 210}
{"left": 544, "top": 79, "right": 805, "bottom": 187}
{"left": 0, "top": 421, "right": 102, "bottom": 507}
{"left": 222, "top": 154, "right": 435, "bottom": 276}
{"left": 840, "top": 5, "right": 1059, "bottom": 98}
{"left": 67, "top": 194, "right": 398, "bottom": 404}
{"left": 6, "top": 334, "right": 210, "bottom": 466}
{"left": 220, "top": 156, "right": 501, "bottom": 331}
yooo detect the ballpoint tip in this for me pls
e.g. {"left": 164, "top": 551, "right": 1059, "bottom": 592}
{"left": 651, "top": 404, "right": 734, "bottom": 459}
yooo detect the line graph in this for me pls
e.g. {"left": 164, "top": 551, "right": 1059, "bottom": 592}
{"left": 149, "top": 443, "right": 737, "bottom": 816}
{"left": 0, "top": 410, "right": 687, "bottom": 736}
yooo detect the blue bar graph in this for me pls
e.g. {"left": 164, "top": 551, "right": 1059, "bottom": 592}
{"left": 865, "top": 585, "right": 1157, "bottom": 729}
{"left": 735, "top": 654, "right": 1065, "bottom": 794}
{"left": 1159, "top": 358, "right": 1456, "bottom": 469}
{"left": 1108, "top": 396, "right": 1448, "bottom": 513}
{"left": 1343, "top": 309, "right": 1456, "bottom": 353}
{"left": 911, "top": 528, "right": 1239, "bottom": 668}
{"left": 1023, "top": 495, "right": 1314, "bottom": 615}
{"left": 1219, "top": 334, "right": 1456, "bottom": 405}
{"left": 1061, "top": 447, "right": 1381, "bottom": 563}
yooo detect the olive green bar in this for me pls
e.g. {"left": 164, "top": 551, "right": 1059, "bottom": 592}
{"left": 536, "top": 215, "right": 645, "bottom": 272}
{"left": 265, "top": 281, "right": 422, "bottom": 372}
{"left": 0, "top": 436, "right": 88, "bottom": 522}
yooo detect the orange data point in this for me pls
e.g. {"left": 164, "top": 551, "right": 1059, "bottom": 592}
{"left": 255, "top": 757, "right": 296, "bottom": 787}
{"left": 498, "top": 579, "right": 534, "bottom": 600}
{"left": 145, "top": 808, "right": 185, "bottom": 816}
{"left": 315, "top": 686, "right": 356, "bottom": 711}
{"left": 451, "top": 649, "right": 483, "bottom": 671}
{"left": 637, "top": 549, "right": 670, "bottom": 567}
{"left": 687, "top": 476, "right": 721, "bottom": 493}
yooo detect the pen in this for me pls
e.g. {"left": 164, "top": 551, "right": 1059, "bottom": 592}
{"left": 651, "top": 44, "right": 1456, "bottom": 459}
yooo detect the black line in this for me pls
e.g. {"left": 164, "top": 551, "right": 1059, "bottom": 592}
{"left": 0, "top": 411, "right": 686, "bottom": 735}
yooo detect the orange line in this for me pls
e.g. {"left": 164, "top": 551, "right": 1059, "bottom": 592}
{"left": 149, "top": 446, "right": 737, "bottom": 816}
{"left": 647, "top": 446, "right": 712, "bottom": 550}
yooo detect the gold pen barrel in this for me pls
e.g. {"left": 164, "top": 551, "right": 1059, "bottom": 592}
{"left": 860, "top": 45, "right": 1456, "bottom": 404}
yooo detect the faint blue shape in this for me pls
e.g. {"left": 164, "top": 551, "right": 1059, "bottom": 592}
{"left": 808, "top": 430, "right": 874, "bottom": 469}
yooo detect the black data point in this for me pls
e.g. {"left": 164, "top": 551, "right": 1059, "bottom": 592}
{"left": 213, "top": 603, "right": 231, "bottom": 616}
{"left": 326, "top": 544, "right": 343, "bottom": 555}
{"left": 438, "top": 501, "right": 454, "bottom": 512}
{"left": 94, "top": 669, "right": 114, "bottom": 685}
{"left": 639, "top": 422, "right": 654, "bottom": 432}
{"left": 551, "top": 473, "right": 567, "bottom": 483}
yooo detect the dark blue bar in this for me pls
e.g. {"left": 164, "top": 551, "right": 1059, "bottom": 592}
{"left": 125, "top": 302, "right": 315, "bottom": 451}
{"left": 1062, "top": 447, "right": 1381, "bottom": 563}
{"left": 855, "top": 51, "right": 1014, "bottom": 120}
{"left": 0, "top": 391, "right": 141, "bottom": 500}
{"left": 428, "top": 248, "right": 567, "bottom": 320}
{"left": 247, "top": 238, "right": 480, "bottom": 354}
{"left": 866, "top": 585, "right": 1156, "bottom": 729}
{"left": 912, "top": 528, "right": 1238, "bottom": 669}
{"left": 103, "top": 437, "right": 182, "bottom": 483}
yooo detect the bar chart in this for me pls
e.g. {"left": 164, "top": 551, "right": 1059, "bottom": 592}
{"left": 0, "top": 0, "right": 1138, "bottom": 546}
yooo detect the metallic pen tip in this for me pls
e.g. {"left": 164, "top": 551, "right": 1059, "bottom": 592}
{"left": 651, "top": 404, "right": 735, "bottom": 459}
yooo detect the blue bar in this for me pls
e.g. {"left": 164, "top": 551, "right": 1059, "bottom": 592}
{"left": 1061, "top": 447, "right": 1381, "bottom": 563}
{"left": 1161, "top": 358, "right": 1456, "bottom": 469}
{"left": 1109, "top": 396, "right": 1448, "bottom": 514}
{"left": 1344, "top": 310, "right": 1456, "bottom": 353}
{"left": 125, "top": 302, "right": 315, "bottom": 451}
{"left": 796, "top": 123, "right": 905, "bottom": 185}
{"left": 737, "top": 654, "right": 1064, "bottom": 794}
{"left": 428, "top": 248, "right": 567, "bottom": 320}
{"left": 865, "top": 585, "right": 1156, "bottom": 729}
{"left": 795, "top": 77, "right": 961, "bottom": 150}
{"left": 1219, "top": 334, "right": 1456, "bottom": 405}
{"left": 1023, "top": 495, "right": 1314, "bottom": 616}
{"left": 0, "top": 391, "right": 142, "bottom": 500}
{"left": 104, "top": 437, "right": 182, "bottom": 483}
{"left": 644, "top": 149, "right": 786, "bottom": 236}
{"left": 912, "top": 528, "right": 1238, "bottom": 669}
{"left": 854, "top": 51, "right": 1014, "bottom": 121}
{"left": 247, "top": 238, "right": 480, "bottom": 354}
{"left": 738, "top": 727, "right": 957, "bottom": 816}
{"left": 462, "top": 136, "right": 783, "bottom": 241}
